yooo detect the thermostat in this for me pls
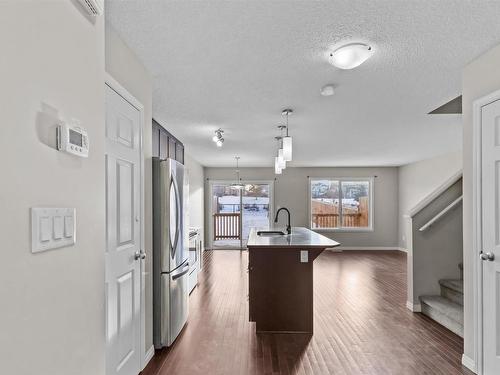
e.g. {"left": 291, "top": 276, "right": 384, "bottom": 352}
{"left": 57, "top": 122, "right": 89, "bottom": 157}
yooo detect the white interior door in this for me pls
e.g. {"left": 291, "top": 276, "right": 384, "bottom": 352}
{"left": 105, "top": 84, "right": 142, "bottom": 375}
{"left": 481, "top": 98, "right": 500, "bottom": 375}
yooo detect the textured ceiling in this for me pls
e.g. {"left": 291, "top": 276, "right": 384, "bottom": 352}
{"left": 106, "top": 0, "right": 500, "bottom": 167}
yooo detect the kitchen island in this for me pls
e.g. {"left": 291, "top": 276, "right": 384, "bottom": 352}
{"left": 247, "top": 227, "right": 340, "bottom": 333}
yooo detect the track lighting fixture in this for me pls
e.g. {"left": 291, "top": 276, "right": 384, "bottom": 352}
{"left": 212, "top": 128, "right": 224, "bottom": 147}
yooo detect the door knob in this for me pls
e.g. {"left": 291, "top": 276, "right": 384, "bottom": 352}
{"left": 134, "top": 251, "right": 146, "bottom": 260}
{"left": 480, "top": 252, "right": 495, "bottom": 261}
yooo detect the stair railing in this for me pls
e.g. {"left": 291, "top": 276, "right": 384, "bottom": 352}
{"left": 418, "top": 195, "right": 463, "bottom": 232}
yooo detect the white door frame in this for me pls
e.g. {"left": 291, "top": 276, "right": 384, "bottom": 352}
{"left": 208, "top": 179, "right": 275, "bottom": 250}
{"left": 105, "top": 73, "right": 148, "bottom": 371}
{"left": 472, "top": 88, "right": 500, "bottom": 375}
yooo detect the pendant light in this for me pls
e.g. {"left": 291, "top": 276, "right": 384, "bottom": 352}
{"left": 281, "top": 109, "right": 293, "bottom": 161}
{"left": 274, "top": 156, "right": 282, "bottom": 175}
{"left": 230, "top": 156, "right": 245, "bottom": 190}
{"left": 275, "top": 136, "right": 286, "bottom": 169}
{"left": 274, "top": 137, "right": 283, "bottom": 174}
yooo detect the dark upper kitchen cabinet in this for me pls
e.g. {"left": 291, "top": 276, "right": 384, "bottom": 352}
{"left": 152, "top": 124, "right": 160, "bottom": 158}
{"left": 176, "top": 142, "right": 184, "bottom": 164}
{"left": 152, "top": 119, "right": 184, "bottom": 164}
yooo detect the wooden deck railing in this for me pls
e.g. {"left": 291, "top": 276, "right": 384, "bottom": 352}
{"left": 213, "top": 213, "right": 241, "bottom": 241}
{"left": 311, "top": 213, "right": 362, "bottom": 228}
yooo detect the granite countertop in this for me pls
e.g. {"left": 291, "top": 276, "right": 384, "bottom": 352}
{"left": 247, "top": 227, "right": 340, "bottom": 249}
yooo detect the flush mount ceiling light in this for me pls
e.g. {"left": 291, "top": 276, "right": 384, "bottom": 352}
{"left": 320, "top": 84, "right": 335, "bottom": 97}
{"left": 281, "top": 109, "right": 293, "bottom": 162}
{"left": 328, "top": 43, "right": 373, "bottom": 70}
{"left": 212, "top": 128, "right": 224, "bottom": 147}
{"left": 230, "top": 156, "right": 245, "bottom": 190}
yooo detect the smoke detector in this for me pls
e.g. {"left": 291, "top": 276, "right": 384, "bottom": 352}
{"left": 76, "top": 0, "right": 104, "bottom": 16}
{"left": 320, "top": 84, "right": 335, "bottom": 97}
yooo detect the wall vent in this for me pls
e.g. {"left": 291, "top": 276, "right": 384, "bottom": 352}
{"left": 77, "top": 0, "right": 104, "bottom": 16}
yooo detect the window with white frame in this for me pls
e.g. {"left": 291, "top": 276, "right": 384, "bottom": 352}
{"left": 309, "top": 178, "right": 373, "bottom": 230}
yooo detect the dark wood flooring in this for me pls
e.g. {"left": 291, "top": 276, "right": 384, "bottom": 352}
{"left": 142, "top": 250, "right": 473, "bottom": 375}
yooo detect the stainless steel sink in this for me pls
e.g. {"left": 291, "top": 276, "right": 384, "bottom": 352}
{"left": 257, "top": 230, "right": 286, "bottom": 236}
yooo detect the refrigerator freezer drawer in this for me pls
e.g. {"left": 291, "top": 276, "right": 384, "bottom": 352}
{"left": 156, "top": 262, "right": 189, "bottom": 348}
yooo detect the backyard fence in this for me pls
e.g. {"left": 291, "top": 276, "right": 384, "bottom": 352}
{"left": 311, "top": 197, "right": 369, "bottom": 228}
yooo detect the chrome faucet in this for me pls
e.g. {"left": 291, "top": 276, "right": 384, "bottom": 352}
{"left": 274, "top": 207, "right": 291, "bottom": 234}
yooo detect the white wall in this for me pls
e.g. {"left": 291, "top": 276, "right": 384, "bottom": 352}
{"left": 397, "top": 151, "right": 462, "bottom": 249}
{"left": 462, "top": 42, "right": 500, "bottom": 370}
{"left": 185, "top": 153, "right": 205, "bottom": 238}
{"left": 0, "top": 2, "right": 105, "bottom": 374}
{"left": 105, "top": 22, "right": 154, "bottom": 356}
{"left": 205, "top": 166, "right": 399, "bottom": 249}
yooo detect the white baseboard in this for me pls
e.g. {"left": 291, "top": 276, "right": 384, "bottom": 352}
{"left": 332, "top": 246, "right": 406, "bottom": 252}
{"left": 143, "top": 345, "right": 155, "bottom": 370}
{"left": 461, "top": 354, "right": 477, "bottom": 373}
{"left": 406, "top": 301, "right": 421, "bottom": 312}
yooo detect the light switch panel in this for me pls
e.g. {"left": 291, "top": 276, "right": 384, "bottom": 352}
{"left": 32, "top": 208, "right": 76, "bottom": 253}
{"left": 300, "top": 250, "right": 308, "bottom": 263}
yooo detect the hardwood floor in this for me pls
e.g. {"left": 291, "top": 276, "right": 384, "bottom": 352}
{"left": 142, "top": 250, "right": 473, "bottom": 375}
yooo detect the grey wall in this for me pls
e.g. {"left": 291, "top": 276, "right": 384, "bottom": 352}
{"left": 411, "top": 180, "right": 463, "bottom": 304}
{"left": 0, "top": 2, "right": 105, "bottom": 374}
{"left": 105, "top": 23, "right": 154, "bottom": 354}
{"left": 462, "top": 42, "right": 500, "bottom": 368}
{"left": 205, "top": 166, "right": 399, "bottom": 249}
{"left": 397, "top": 151, "right": 462, "bottom": 249}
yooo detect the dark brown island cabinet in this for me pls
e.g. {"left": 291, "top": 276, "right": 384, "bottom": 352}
{"left": 247, "top": 227, "right": 340, "bottom": 334}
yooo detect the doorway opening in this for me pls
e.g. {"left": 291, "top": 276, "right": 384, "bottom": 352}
{"left": 210, "top": 181, "right": 274, "bottom": 249}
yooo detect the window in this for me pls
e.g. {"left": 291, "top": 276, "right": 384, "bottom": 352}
{"left": 309, "top": 178, "right": 373, "bottom": 231}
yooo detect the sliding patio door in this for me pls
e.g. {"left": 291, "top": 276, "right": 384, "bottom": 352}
{"left": 210, "top": 181, "right": 273, "bottom": 249}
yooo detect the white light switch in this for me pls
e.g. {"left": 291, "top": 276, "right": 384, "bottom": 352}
{"left": 39, "top": 217, "right": 51, "bottom": 242}
{"left": 64, "top": 215, "right": 74, "bottom": 238}
{"left": 32, "top": 208, "right": 76, "bottom": 253}
{"left": 300, "top": 250, "right": 308, "bottom": 263}
{"left": 53, "top": 216, "right": 63, "bottom": 239}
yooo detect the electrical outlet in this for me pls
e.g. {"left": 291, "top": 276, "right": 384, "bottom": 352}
{"left": 300, "top": 250, "right": 308, "bottom": 263}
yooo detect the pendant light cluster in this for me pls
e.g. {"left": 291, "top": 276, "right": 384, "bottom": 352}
{"left": 274, "top": 109, "right": 293, "bottom": 174}
{"left": 230, "top": 156, "right": 245, "bottom": 190}
{"left": 212, "top": 128, "right": 224, "bottom": 147}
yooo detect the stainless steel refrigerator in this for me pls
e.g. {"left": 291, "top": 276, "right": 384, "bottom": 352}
{"left": 153, "top": 157, "right": 189, "bottom": 348}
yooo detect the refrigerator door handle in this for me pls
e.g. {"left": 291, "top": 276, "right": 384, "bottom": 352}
{"left": 172, "top": 264, "right": 190, "bottom": 280}
{"left": 169, "top": 176, "right": 181, "bottom": 258}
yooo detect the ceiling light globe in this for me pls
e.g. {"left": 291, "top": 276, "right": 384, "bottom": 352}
{"left": 329, "top": 43, "right": 373, "bottom": 70}
{"left": 216, "top": 138, "right": 224, "bottom": 147}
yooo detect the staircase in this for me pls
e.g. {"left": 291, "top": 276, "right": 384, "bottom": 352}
{"left": 419, "top": 264, "right": 463, "bottom": 337}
